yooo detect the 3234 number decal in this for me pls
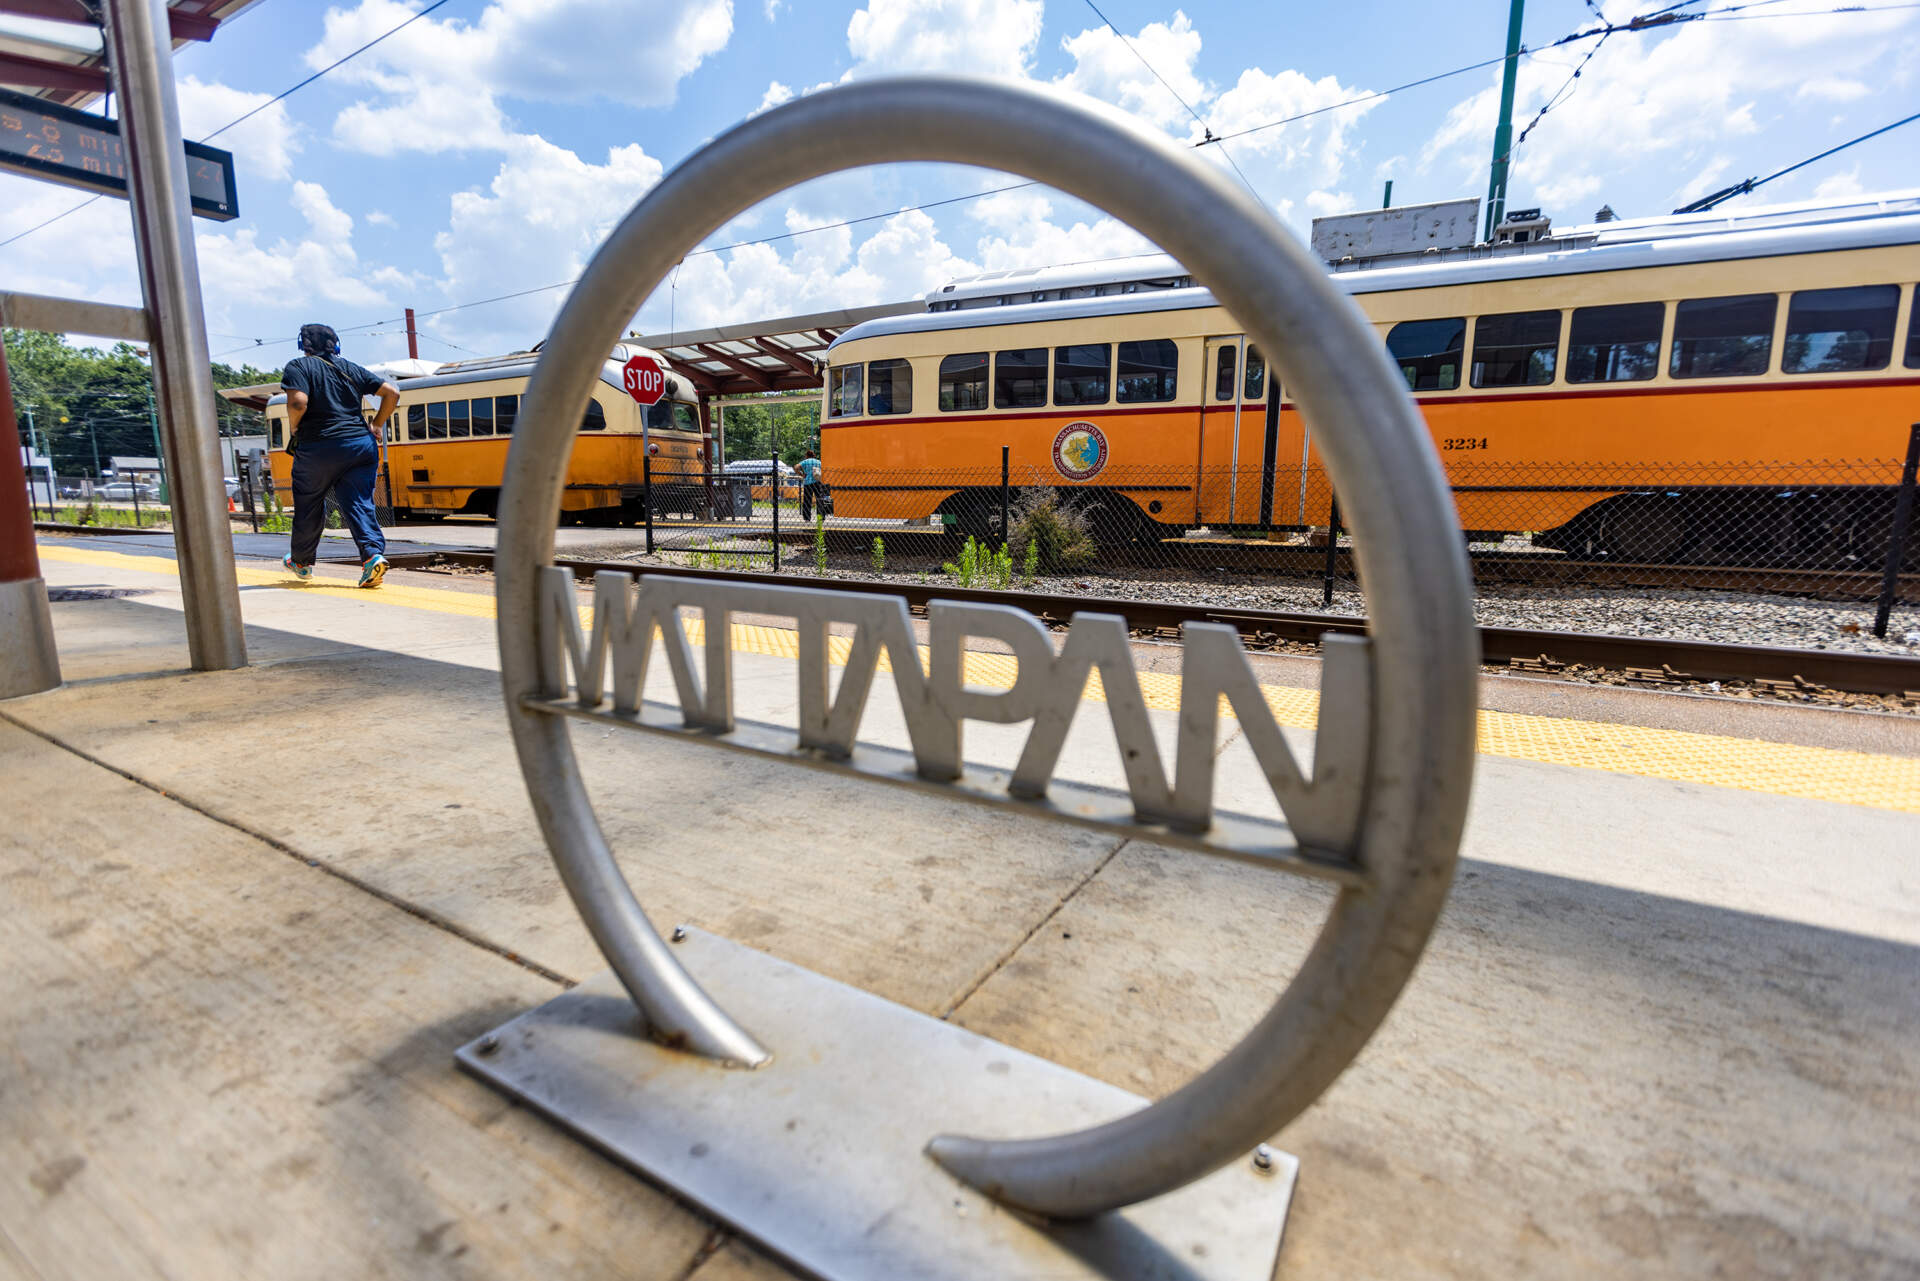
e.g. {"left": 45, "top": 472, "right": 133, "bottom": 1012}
{"left": 1441, "top": 437, "right": 1489, "bottom": 451}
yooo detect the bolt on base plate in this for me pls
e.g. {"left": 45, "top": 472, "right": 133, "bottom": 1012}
{"left": 457, "top": 928, "right": 1297, "bottom": 1280}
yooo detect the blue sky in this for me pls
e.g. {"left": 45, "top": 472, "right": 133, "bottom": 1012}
{"left": 2, "top": 0, "right": 1916, "bottom": 370}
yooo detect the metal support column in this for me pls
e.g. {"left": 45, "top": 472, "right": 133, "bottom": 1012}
{"left": 102, "top": 0, "right": 246, "bottom": 670}
{"left": 0, "top": 337, "right": 61, "bottom": 698}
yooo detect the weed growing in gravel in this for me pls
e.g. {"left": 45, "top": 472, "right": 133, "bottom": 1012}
{"left": 1009, "top": 489, "right": 1097, "bottom": 573}
{"left": 871, "top": 535, "right": 886, "bottom": 573}
{"left": 814, "top": 514, "right": 828, "bottom": 575}
{"left": 1022, "top": 536, "right": 1038, "bottom": 585}
{"left": 945, "top": 535, "right": 982, "bottom": 588}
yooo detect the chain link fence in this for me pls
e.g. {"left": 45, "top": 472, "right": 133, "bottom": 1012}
{"left": 620, "top": 448, "right": 1920, "bottom": 651}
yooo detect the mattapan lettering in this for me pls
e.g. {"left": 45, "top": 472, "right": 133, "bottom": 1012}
{"left": 535, "top": 567, "right": 1369, "bottom": 860}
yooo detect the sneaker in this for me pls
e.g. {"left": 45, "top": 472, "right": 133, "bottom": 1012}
{"left": 282, "top": 554, "right": 313, "bottom": 581}
{"left": 358, "top": 554, "right": 389, "bottom": 589}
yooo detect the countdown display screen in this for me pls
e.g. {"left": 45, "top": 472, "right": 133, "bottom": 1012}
{"left": 0, "top": 86, "right": 238, "bottom": 221}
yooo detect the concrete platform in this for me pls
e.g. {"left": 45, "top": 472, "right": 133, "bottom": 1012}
{"left": 4, "top": 536, "right": 1917, "bottom": 1280}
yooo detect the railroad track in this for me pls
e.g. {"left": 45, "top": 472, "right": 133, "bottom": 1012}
{"left": 398, "top": 549, "right": 1920, "bottom": 701}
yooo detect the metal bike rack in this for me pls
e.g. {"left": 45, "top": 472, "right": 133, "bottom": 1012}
{"left": 469, "top": 75, "right": 1478, "bottom": 1279}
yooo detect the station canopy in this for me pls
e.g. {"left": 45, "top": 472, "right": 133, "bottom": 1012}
{"left": 0, "top": 1, "right": 268, "bottom": 106}
{"left": 629, "top": 301, "right": 919, "bottom": 398}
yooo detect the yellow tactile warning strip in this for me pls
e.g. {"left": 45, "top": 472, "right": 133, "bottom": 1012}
{"left": 37, "top": 541, "right": 1920, "bottom": 813}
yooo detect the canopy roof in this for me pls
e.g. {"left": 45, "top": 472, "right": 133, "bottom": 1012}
{"left": 629, "top": 301, "right": 918, "bottom": 398}
{"left": 0, "top": 1, "right": 268, "bottom": 107}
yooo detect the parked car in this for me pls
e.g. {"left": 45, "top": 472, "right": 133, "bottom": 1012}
{"left": 95, "top": 480, "right": 160, "bottom": 501}
{"left": 722, "top": 459, "right": 801, "bottom": 502}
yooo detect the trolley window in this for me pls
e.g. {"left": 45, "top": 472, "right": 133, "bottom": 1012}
{"left": 580, "top": 398, "right": 606, "bottom": 431}
{"left": 426, "top": 401, "right": 448, "bottom": 439}
{"left": 1116, "top": 338, "right": 1178, "bottom": 402}
{"left": 469, "top": 397, "right": 493, "bottom": 436}
{"left": 406, "top": 404, "right": 425, "bottom": 441}
{"left": 1566, "top": 302, "right": 1663, "bottom": 383}
{"left": 1214, "top": 344, "right": 1237, "bottom": 401}
{"left": 1783, "top": 284, "right": 1898, "bottom": 374}
{"left": 448, "top": 399, "right": 470, "bottom": 439}
{"left": 270, "top": 418, "right": 284, "bottom": 449}
{"left": 939, "top": 352, "right": 988, "bottom": 410}
{"left": 1055, "top": 343, "right": 1111, "bottom": 406}
{"left": 646, "top": 399, "right": 700, "bottom": 432}
{"left": 1385, "top": 318, "right": 1464, "bottom": 391}
{"left": 995, "top": 348, "right": 1048, "bottom": 408}
{"left": 1471, "top": 310, "right": 1560, "bottom": 388}
{"left": 868, "top": 358, "right": 912, "bottom": 415}
{"left": 828, "top": 364, "right": 863, "bottom": 419}
{"left": 1908, "top": 288, "right": 1920, "bottom": 369}
{"left": 495, "top": 394, "right": 518, "bottom": 434}
{"left": 1670, "top": 293, "right": 1776, "bottom": 378}
{"left": 1245, "top": 344, "right": 1266, "bottom": 400}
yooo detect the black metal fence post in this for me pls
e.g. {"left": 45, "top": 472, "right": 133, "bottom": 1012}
{"left": 130, "top": 477, "right": 141, "bottom": 527}
{"left": 769, "top": 441, "right": 780, "bottom": 573}
{"left": 1000, "top": 445, "right": 1011, "bottom": 548}
{"left": 643, "top": 449, "right": 655, "bottom": 556}
{"left": 243, "top": 464, "right": 258, "bottom": 534}
{"left": 1872, "top": 422, "right": 1920, "bottom": 639}
{"left": 1322, "top": 493, "right": 1341, "bottom": 609}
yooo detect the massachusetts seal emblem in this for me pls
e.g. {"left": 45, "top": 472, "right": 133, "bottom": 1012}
{"left": 1051, "top": 421, "right": 1108, "bottom": 481}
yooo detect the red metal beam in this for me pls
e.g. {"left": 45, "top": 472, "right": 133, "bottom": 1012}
{"left": 693, "top": 343, "right": 777, "bottom": 392}
{"left": 751, "top": 337, "right": 818, "bottom": 378}
{"left": 0, "top": 49, "right": 108, "bottom": 95}
{"left": 675, "top": 364, "right": 723, "bottom": 395}
{"left": 0, "top": 0, "right": 218, "bottom": 39}
{"left": 815, "top": 329, "right": 839, "bottom": 345}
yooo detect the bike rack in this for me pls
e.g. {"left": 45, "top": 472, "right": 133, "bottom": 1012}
{"left": 467, "top": 75, "right": 1479, "bottom": 1280}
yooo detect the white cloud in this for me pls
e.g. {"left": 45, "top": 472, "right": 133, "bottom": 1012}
{"left": 1419, "top": 6, "right": 1920, "bottom": 217}
{"left": 847, "top": 0, "right": 1043, "bottom": 77}
{"left": 364, "top": 210, "right": 397, "bottom": 227}
{"left": 1797, "top": 76, "right": 1871, "bottom": 103}
{"left": 664, "top": 206, "right": 976, "bottom": 329}
{"left": 428, "top": 135, "right": 666, "bottom": 351}
{"left": 1055, "top": 11, "right": 1206, "bottom": 132}
{"left": 312, "top": 0, "right": 734, "bottom": 155}
{"left": 1812, "top": 167, "right": 1867, "bottom": 201}
{"left": 755, "top": 80, "right": 795, "bottom": 115}
{"left": 197, "top": 182, "right": 388, "bottom": 312}
{"left": 177, "top": 76, "right": 298, "bottom": 181}
{"left": 764, "top": 0, "right": 781, "bottom": 16}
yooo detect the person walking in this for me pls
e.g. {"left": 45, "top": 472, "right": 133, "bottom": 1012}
{"left": 279, "top": 323, "right": 399, "bottom": 587}
{"left": 797, "top": 448, "right": 823, "bottom": 523}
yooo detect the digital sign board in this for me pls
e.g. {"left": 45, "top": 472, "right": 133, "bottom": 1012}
{"left": 0, "top": 86, "right": 238, "bottom": 221}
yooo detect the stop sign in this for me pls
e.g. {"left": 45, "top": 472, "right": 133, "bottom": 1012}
{"left": 622, "top": 354, "right": 667, "bottom": 406}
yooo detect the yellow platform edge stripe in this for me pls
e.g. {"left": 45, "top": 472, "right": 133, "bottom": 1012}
{"left": 38, "top": 541, "right": 1920, "bottom": 814}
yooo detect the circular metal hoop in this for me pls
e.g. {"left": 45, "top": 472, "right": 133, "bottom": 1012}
{"left": 496, "top": 75, "right": 1479, "bottom": 1219}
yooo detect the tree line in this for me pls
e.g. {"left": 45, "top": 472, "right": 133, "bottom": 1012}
{"left": 716, "top": 396, "right": 820, "bottom": 466}
{"left": 5, "top": 329, "right": 274, "bottom": 477}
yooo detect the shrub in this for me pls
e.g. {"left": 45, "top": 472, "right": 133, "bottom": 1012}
{"left": 943, "top": 535, "right": 983, "bottom": 588}
{"left": 1007, "top": 488, "right": 1098, "bottom": 573}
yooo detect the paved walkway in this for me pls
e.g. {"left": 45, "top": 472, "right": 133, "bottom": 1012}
{"left": 4, "top": 536, "right": 1917, "bottom": 1279}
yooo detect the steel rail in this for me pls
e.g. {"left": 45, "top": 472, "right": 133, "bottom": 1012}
{"left": 440, "top": 549, "right": 1919, "bottom": 696}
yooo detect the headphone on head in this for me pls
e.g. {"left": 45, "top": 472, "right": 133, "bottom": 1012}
{"left": 297, "top": 323, "right": 341, "bottom": 357}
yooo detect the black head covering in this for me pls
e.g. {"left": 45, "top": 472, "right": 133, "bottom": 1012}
{"left": 297, "top": 323, "right": 340, "bottom": 356}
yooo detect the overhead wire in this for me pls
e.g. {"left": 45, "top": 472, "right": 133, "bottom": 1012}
{"left": 138, "top": 0, "right": 1920, "bottom": 355}
{"left": 1076, "top": 0, "right": 1267, "bottom": 205}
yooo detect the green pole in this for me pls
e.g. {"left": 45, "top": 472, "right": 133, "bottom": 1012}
{"left": 145, "top": 385, "right": 168, "bottom": 500}
{"left": 1381, "top": 179, "right": 1393, "bottom": 208}
{"left": 1485, "top": 0, "right": 1525, "bottom": 241}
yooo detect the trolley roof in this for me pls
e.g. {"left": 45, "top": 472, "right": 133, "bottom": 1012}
{"left": 835, "top": 190, "right": 1920, "bottom": 350}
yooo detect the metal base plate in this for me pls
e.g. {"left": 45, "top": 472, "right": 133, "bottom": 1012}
{"left": 457, "top": 929, "right": 1296, "bottom": 1280}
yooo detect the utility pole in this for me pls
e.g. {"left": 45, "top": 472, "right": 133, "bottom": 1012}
{"left": 1484, "top": 0, "right": 1526, "bottom": 241}
{"left": 405, "top": 307, "right": 419, "bottom": 361}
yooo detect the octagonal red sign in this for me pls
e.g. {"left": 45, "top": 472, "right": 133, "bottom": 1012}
{"left": 622, "top": 354, "right": 667, "bottom": 406}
